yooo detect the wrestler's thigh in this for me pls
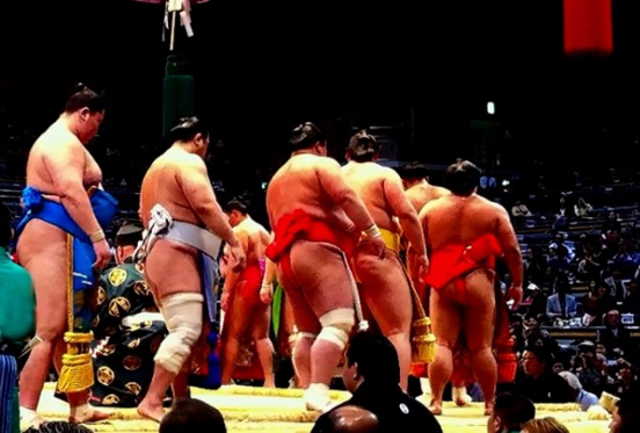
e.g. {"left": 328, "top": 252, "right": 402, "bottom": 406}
{"left": 225, "top": 283, "right": 253, "bottom": 337}
{"left": 145, "top": 240, "right": 201, "bottom": 297}
{"left": 17, "top": 223, "right": 68, "bottom": 339}
{"left": 462, "top": 270, "right": 496, "bottom": 351}
{"left": 249, "top": 301, "right": 271, "bottom": 340}
{"left": 282, "top": 294, "right": 296, "bottom": 335}
{"left": 430, "top": 286, "right": 462, "bottom": 347}
{"left": 357, "top": 252, "right": 411, "bottom": 335}
{"left": 290, "top": 242, "right": 355, "bottom": 321}
{"left": 277, "top": 263, "right": 321, "bottom": 335}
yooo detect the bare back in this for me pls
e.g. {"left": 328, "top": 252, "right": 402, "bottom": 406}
{"left": 266, "top": 154, "right": 355, "bottom": 234}
{"left": 420, "top": 194, "right": 518, "bottom": 255}
{"left": 140, "top": 148, "right": 206, "bottom": 227}
{"left": 342, "top": 161, "right": 400, "bottom": 233}
{"left": 406, "top": 182, "right": 450, "bottom": 213}
{"left": 140, "top": 147, "right": 230, "bottom": 298}
{"left": 235, "top": 218, "right": 271, "bottom": 266}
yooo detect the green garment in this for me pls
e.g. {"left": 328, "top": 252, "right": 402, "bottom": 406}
{"left": 0, "top": 247, "right": 35, "bottom": 343}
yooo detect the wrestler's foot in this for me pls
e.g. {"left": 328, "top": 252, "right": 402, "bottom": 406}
{"left": 453, "top": 386, "right": 472, "bottom": 407}
{"left": 137, "top": 401, "right": 166, "bottom": 423}
{"left": 304, "top": 383, "right": 331, "bottom": 412}
{"left": 484, "top": 403, "right": 494, "bottom": 417}
{"left": 69, "top": 404, "right": 112, "bottom": 423}
{"left": 20, "top": 407, "right": 44, "bottom": 431}
{"left": 263, "top": 379, "right": 276, "bottom": 388}
{"left": 428, "top": 400, "right": 443, "bottom": 416}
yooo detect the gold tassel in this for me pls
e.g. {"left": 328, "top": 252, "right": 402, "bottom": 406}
{"left": 402, "top": 262, "right": 437, "bottom": 364}
{"left": 56, "top": 235, "right": 95, "bottom": 393}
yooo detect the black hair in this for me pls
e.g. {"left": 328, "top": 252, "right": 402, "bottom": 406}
{"left": 523, "top": 344, "right": 551, "bottom": 366}
{"left": 165, "top": 116, "right": 210, "bottom": 145}
{"left": 64, "top": 83, "right": 104, "bottom": 114}
{"left": 445, "top": 159, "right": 481, "bottom": 196}
{"left": 289, "top": 122, "right": 325, "bottom": 151}
{"left": 347, "top": 130, "right": 380, "bottom": 162}
{"left": 160, "top": 398, "right": 226, "bottom": 433}
{"left": 345, "top": 332, "right": 400, "bottom": 385}
{"left": 493, "top": 393, "right": 536, "bottom": 431}
{"left": 398, "top": 161, "right": 430, "bottom": 180}
{"left": 225, "top": 197, "right": 250, "bottom": 215}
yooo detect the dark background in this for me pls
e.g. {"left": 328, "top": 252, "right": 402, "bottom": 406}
{"left": 1, "top": 0, "right": 639, "bottom": 178}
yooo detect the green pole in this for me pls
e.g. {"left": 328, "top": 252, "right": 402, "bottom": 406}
{"left": 162, "top": 53, "right": 195, "bottom": 135}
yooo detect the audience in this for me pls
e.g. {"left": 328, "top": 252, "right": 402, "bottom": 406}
{"left": 517, "top": 345, "right": 573, "bottom": 403}
{"left": 313, "top": 332, "right": 442, "bottom": 433}
{"left": 487, "top": 393, "right": 535, "bottom": 433}
{"left": 522, "top": 417, "right": 570, "bottom": 433}
{"left": 159, "top": 398, "right": 226, "bottom": 433}
{"left": 312, "top": 406, "right": 380, "bottom": 433}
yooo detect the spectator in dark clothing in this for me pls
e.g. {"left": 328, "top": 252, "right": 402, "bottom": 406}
{"left": 576, "top": 343, "right": 606, "bottom": 397}
{"left": 594, "top": 284, "right": 618, "bottom": 326}
{"left": 523, "top": 284, "right": 547, "bottom": 320}
{"left": 312, "top": 406, "right": 380, "bottom": 433}
{"left": 487, "top": 393, "right": 536, "bottom": 433}
{"left": 313, "top": 332, "right": 442, "bottom": 433}
{"left": 622, "top": 280, "right": 640, "bottom": 315}
{"left": 526, "top": 247, "right": 548, "bottom": 289}
{"left": 610, "top": 361, "right": 638, "bottom": 398}
{"left": 523, "top": 317, "right": 561, "bottom": 362}
{"left": 609, "top": 384, "right": 640, "bottom": 433}
{"left": 602, "top": 212, "right": 621, "bottom": 236}
{"left": 622, "top": 279, "right": 640, "bottom": 315}
{"left": 517, "top": 345, "right": 573, "bottom": 403}
{"left": 598, "top": 310, "right": 632, "bottom": 358}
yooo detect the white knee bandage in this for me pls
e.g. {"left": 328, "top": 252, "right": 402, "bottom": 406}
{"left": 316, "top": 308, "right": 355, "bottom": 350}
{"left": 154, "top": 293, "right": 203, "bottom": 374}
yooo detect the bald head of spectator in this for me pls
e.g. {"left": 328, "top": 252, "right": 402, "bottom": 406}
{"left": 313, "top": 405, "right": 380, "bottom": 433}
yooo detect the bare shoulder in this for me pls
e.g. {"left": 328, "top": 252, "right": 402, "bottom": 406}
{"left": 38, "top": 127, "right": 82, "bottom": 154}
{"left": 419, "top": 198, "right": 440, "bottom": 218}
{"left": 169, "top": 151, "right": 206, "bottom": 175}
{"left": 315, "top": 155, "right": 341, "bottom": 170}
{"left": 422, "top": 199, "right": 438, "bottom": 212}
{"left": 379, "top": 165, "right": 402, "bottom": 182}
{"left": 475, "top": 195, "right": 509, "bottom": 216}
{"left": 180, "top": 151, "right": 206, "bottom": 167}
{"left": 434, "top": 185, "right": 450, "bottom": 197}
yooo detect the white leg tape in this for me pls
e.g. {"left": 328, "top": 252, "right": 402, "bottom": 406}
{"left": 298, "top": 332, "right": 316, "bottom": 340}
{"left": 318, "top": 308, "right": 355, "bottom": 328}
{"left": 154, "top": 293, "right": 203, "bottom": 374}
{"left": 317, "top": 326, "right": 349, "bottom": 349}
{"left": 316, "top": 308, "right": 355, "bottom": 349}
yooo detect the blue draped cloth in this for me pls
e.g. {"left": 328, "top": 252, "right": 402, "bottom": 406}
{"left": 13, "top": 187, "right": 118, "bottom": 332}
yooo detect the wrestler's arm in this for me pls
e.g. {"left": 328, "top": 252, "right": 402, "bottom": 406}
{"left": 222, "top": 232, "right": 248, "bottom": 292}
{"left": 383, "top": 170, "right": 427, "bottom": 256}
{"left": 495, "top": 205, "right": 524, "bottom": 288}
{"left": 179, "top": 157, "right": 239, "bottom": 247}
{"left": 45, "top": 139, "right": 102, "bottom": 236}
{"left": 317, "top": 159, "right": 376, "bottom": 231}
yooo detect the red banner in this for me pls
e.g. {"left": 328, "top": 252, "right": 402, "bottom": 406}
{"left": 129, "top": 0, "right": 211, "bottom": 4}
{"left": 563, "top": 0, "right": 613, "bottom": 56}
